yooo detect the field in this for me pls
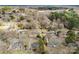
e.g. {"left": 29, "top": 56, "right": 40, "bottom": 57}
{"left": 0, "top": 6, "right": 79, "bottom": 54}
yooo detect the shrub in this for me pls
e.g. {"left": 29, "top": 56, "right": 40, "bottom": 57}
{"left": 64, "top": 9, "right": 79, "bottom": 30}
{"left": 48, "top": 12, "right": 64, "bottom": 21}
{"left": 0, "top": 31, "right": 7, "bottom": 42}
{"left": 64, "top": 17, "right": 79, "bottom": 30}
{"left": 38, "top": 39, "right": 45, "bottom": 53}
{"left": 27, "top": 19, "right": 31, "bottom": 23}
{"left": 2, "top": 6, "right": 11, "bottom": 12}
{"left": 10, "top": 15, "right": 15, "bottom": 20}
{"left": 19, "top": 16, "right": 25, "bottom": 21}
{"left": 56, "top": 31, "right": 61, "bottom": 37}
{"left": 17, "top": 23, "right": 24, "bottom": 29}
{"left": 48, "top": 12, "right": 59, "bottom": 21}
{"left": 37, "top": 34, "right": 47, "bottom": 54}
{"left": 65, "top": 30, "right": 76, "bottom": 44}
{"left": 19, "top": 8, "right": 25, "bottom": 13}
{"left": 0, "top": 22, "right": 3, "bottom": 26}
{"left": 73, "top": 47, "right": 79, "bottom": 54}
{"left": 12, "top": 10, "right": 16, "bottom": 13}
{"left": 49, "top": 9, "right": 79, "bottom": 30}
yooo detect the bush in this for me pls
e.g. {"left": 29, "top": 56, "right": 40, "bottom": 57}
{"left": 0, "top": 22, "right": 3, "bottom": 26}
{"left": 19, "top": 8, "right": 25, "bottom": 13}
{"left": 49, "top": 9, "right": 79, "bottom": 30}
{"left": 65, "top": 30, "right": 76, "bottom": 44}
{"left": 73, "top": 47, "right": 79, "bottom": 54}
{"left": 37, "top": 34, "right": 47, "bottom": 53}
{"left": 10, "top": 15, "right": 15, "bottom": 20}
{"left": 38, "top": 39, "right": 45, "bottom": 53}
{"left": 48, "top": 12, "right": 64, "bottom": 21}
{"left": 0, "top": 31, "right": 7, "bottom": 42}
{"left": 2, "top": 6, "right": 11, "bottom": 12}
{"left": 64, "top": 9, "right": 79, "bottom": 30}
{"left": 19, "top": 16, "right": 25, "bottom": 21}
{"left": 48, "top": 12, "right": 58, "bottom": 21}
{"left": 17, "top": 23, "right": 24, "bottom": 29}
{"left": 64, "top": 18, "right": 79, "bottom": 30}
{"left": 56, "top": 31, "right": 61, "bottom": 37}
